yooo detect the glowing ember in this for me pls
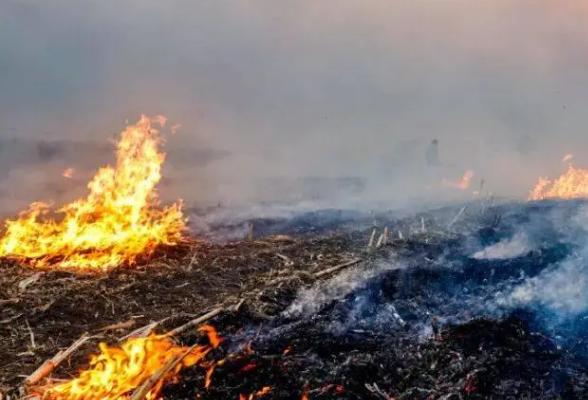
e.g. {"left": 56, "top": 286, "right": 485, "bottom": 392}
{"left": 42, "top": 326, "right": 221, "bottom": 400}
{"left": 0, "top": 116, "right": 186, "bottom": 271}
{"left": 239, "top": 387, "right": 272, "bottom": 400}
{"left": 300, "top": 387, "right": 309, "bottom": 400}
{"left": 239, "top": 363, "right": 257, "bottom": 373}
{"left": 528, "top": 162, "right": 588, "bottom": 201}
{"left": 62, "top": 168, "right": 74, "bottom": 179}
{"left": 442, "top": 169, "right": 475, "bottom": 190}
{"left": 204, "top": 366, "right": 215, "bottom": 389}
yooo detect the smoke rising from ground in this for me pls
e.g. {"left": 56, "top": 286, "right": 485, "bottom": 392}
{"left": 507, "top": 257, "right": 588, "bottom": 317}
{"left": 499, "top": 204, "right": 588, "bottom": 319}
{"left": 285, "top": 258, "right": 403, "bottom": 319}
{"left": 279, "top": 200, "right": 588, "bottom": 341}
{"left": 473, "top": 232, "right": 532, "bottom": 260}
{"left": 2, "top": 1, "right": 588, "bottom": 213}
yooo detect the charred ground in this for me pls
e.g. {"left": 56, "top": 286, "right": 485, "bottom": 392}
{"left": 2, "top": 201, "right": 588, "bottom": 399}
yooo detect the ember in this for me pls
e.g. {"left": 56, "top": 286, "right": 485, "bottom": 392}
{"left": 239, "top": 386, "right": 271, "bottom": 399}
{"left": 0, "top": 116, "right": 186, "bottom": 271}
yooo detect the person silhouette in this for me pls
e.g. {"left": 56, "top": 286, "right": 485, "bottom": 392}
{"left": 426, "top": 139, "right": 439, "bottom": 167}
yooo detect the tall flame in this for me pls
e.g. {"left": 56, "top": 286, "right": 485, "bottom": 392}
{"left": 528, "top": 160, "right": 588, "bottom": 201}
{"left": 42, "top": 327, "right": 221, "bottom": 400}
{"left": 0, "top": 116, "right": 186, "bottom": 271}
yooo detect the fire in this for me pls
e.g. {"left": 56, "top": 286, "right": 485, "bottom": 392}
{"left": 300, "top": 387, "right": 309, "bottom": 400}
{"left": 204, "top": 366, "right": 215, "bottom": 389}
{"left": 62, "top": 168, "right": 74, "bottom": 179}
{"left": 239, "top": 387, "right": 272, "bottom": 400}
{"left": 0, "top": 116, "right": 186, "bottom": 271}
{"left": 528, "top": 161, "right": 588, "bottom": 201}
{"left": 42, "top": 326, "right": 221, "bottom": 400}
{"left": 442, "top": 169, "right": 474, "bottom": 190}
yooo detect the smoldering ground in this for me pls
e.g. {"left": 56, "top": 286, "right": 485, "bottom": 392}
{"left": 269, "top": 199, "right": 588, "bottom": 347}
{"left": 175, "top": 199, "right": 588, "bottom": 399}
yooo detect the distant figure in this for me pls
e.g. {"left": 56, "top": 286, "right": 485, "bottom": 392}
{"left": 426, "top": 139, "right": 439, "bottom": 167}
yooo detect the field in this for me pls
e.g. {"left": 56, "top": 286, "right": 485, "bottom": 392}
{"left": 2, "top": 202, "right": 588, "bottom": 399}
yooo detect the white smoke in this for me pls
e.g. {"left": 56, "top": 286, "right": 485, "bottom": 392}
{"left": 500, "top": 255, "right": 588, "bottom": 316}
{"left": 472, "top": 232, "right": 532, "bottom": 260}
{"left": 284, "top": 258, "right": 402, "bottom": 318}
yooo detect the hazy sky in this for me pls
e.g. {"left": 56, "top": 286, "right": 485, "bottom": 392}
{"left": 1, "top": 0, "right": 588, "bottom": 208}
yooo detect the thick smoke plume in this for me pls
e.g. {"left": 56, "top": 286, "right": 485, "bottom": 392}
{"left": 2, "top": 1, "right": 588, "bottom": 214}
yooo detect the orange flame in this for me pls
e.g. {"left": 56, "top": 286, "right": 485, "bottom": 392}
{"left": 300, "top": 387, "right": 309, "bottom": 400}
{"left": 42, "top": 326, "right": 221, "bottom": 400}
{"left": 528, "top": 162, "right": 588, "bottom": 201}
{"left": 442, "top": 170, "right": 475, "bottom": 190}
{"left": 204, "top": 366, "right": 215, "bottom": 389}
{"left": 0, "top": 116, "right": 186, "bottom": 271}
{"left": 62, "top": 168, "right": 74, "bottom": 179}
{"left": 239, "top": 387, "right": 272, "bottom": 400}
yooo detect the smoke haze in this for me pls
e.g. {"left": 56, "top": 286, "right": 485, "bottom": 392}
{"left": 2, "top": 0, "right": 588, "bottom": 212}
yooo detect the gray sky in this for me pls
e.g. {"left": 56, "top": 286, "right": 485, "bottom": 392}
{"left": 1, "top": 0, "right": 588, "bottom": 209}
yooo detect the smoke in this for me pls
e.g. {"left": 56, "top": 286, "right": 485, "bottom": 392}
{"left": 472, "top": 232, "right": 532, "bottom": 260}
{"left": 506, "top": 256, "right": 588, "bottom": 317}
{"left": 285, "top": 257, "right": 403, "bottom": 318}
{"left": 498, "top": 203, "right": 588, "bottom": 318}
{"left": 287, "top": 200, "right": 587, "bottom": 331}
{"left": 2, "top": 1, "right": 588, "bottom": 213}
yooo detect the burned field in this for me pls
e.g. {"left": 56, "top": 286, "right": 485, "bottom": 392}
{"left": 2, "top": 201, "right": 588, "bottom": 400}
{"left": 0, "top": 228, "right": 356, "bottom": 387}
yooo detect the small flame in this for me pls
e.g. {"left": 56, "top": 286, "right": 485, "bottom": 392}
{"left": 0, "top": 116, "right": 186, "bottom": 271}
{"left": 239, "top": 387, "right": 272, "bottom": 400}
{"left": 42, "top": 326, "right": 221, "bottom": 400}
{"left": 204, "top": 366, "right": 215, "bottom": 389}
{"left": 442, "top": 170, "right": 475, "bottom": 190}
{"left": 300, "top": 387, "right": 309, "bottom": 400}
{"left": 62, "top": 168, "right": 74, "bottom": 179}
{"left": 528, "top": 161, "right": 588, "bottom": 201}
{"left": 198, "top": 325, "right": 221, "bottom": 348}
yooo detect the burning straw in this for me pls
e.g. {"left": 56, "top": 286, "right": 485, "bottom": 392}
{"left": 0, "top": 116, "right": 186, "bottom": 271}
{"left": 528, "top": 157, "right": 588, "bottom": 201}
{"left": 36, "top": 326, "right": 221, "bottom": 400}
